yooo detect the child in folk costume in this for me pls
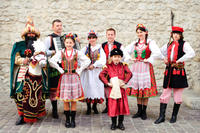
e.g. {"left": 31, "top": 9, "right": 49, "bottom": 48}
{"left": 99, "top": 49, "right": 132, "bottom": 130}
{"left": 49, "top": 33, "right": 90, "bottom": 128}
{"left": 81, "top": 30, "right": 106, "bottom": 114}
{"left": 101, "top": 28, "right": 128, "bottom": 113}
{"left": 154, "top": 26, "right": 195, "bottom": 124}
{"left": 125, "top": 24, "right": 161, "bottom": 120}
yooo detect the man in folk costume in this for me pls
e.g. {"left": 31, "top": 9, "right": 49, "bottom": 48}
{"left": 154, "top": 26, "right": 195, "bottom": 124}
{"left": 44, "top": 19, "right": 63, "bottom": 119}
{"left": 99, "top": 49, "right": 132, "bottom": 130}
{"left": 101, "top": 28, "right": 126, "bottom": 113}
{"left": 10, "top": 17, "right": 47, "bottom": 125}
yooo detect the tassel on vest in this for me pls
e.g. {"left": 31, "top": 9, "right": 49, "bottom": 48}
{"left": 177, "top": 69, "right": 180, "bottom": 75}
{"left": 164, "top": 69, "right": 168, "bottom": 76}
{"left": 182, "top": 69, "right": 185, "bottom": 76}
{"left": 173, "top": 68, "right": 177, "bottom": 75}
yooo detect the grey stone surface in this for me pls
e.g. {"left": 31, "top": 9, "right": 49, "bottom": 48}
{"left": 1, "top": 86, "right": 200, "bottom": 133}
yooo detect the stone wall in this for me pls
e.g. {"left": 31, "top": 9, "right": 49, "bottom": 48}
{"left": 0, "top": 0, "right": 199, "bottom": 92}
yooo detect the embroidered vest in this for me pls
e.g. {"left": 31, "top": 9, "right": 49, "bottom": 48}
{"left": 61, "top": 50, "right": 78, "bottom": 73}
{"left": 85, "top": 47, "right": 100, "bottom": 64}
{"left": 134, "top": 42, "right": 151, "bottom": 60}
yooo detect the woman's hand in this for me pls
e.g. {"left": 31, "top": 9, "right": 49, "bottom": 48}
{"left": 164, "top": 57, "right": 168, "bottom": 65}
{"left": 143, "top": 59, "right": 148, "bottom": 63}
{"left": 131, "top": 58, "right": 137, "bottom": 63}
{"left": 107, "top": 83, "right": 113, "bottom": 87}
{"left": 120, "top": 81, "right": 125, "bottom": 87}
{"left": 88, "top": 64, "right": 94, "bottom": 70}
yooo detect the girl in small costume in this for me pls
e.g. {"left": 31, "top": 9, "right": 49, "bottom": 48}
{"left": 49, "top": 33, "right": 90, "bottom": 128}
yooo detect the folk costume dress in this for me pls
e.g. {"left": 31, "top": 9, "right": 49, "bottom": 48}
{"left": 50, "top": 48, "right": 90, "bottom": 102}
{"left": 159, "top": 40, "right": 195, "bottom": 103}
{"left": 99, "top": 62, "right": 132, "bottom": 117}
{"left": 102, "top": 41, "right": 128, "bottom": 97}
{"left": 125, "top": 39, "right": 161, "bottom": 98}
{"left": 10, "top": 41, "right": 48, "bottom": 123}
{"left": 81, "top": 44, "right": 106, "bottom": 103}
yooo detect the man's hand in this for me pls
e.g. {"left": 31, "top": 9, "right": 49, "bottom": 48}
{"left": 23, "top": 57, "right": 30, "bottom": 65}
{"left": 51, "top": 50, "right": 56, "bottom": 56}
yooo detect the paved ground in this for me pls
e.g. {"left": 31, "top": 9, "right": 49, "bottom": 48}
{"left": 0, "top": 88, "right": 200, "bottom": 133}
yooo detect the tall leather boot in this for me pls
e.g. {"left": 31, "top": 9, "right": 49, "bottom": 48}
{"left": 71, "top": 111, "right": 76, "bottom": 128}
{"left": 111, "top": 117, "right": 117, "bottom": 130}
{"left": 86, "top": 103, "right": 91, "bottom": 115}
{"left": 92, "top": 103, "right": 99, "bottom": 114}
{"left": 117, "top": 115, "right": 125, "bottom": 130}
{"left": 132, "top": 104, "right": 142, "bottom": 118}
{"left": 102, "top": 98, "right": 108, "bottom": 113}
{"left": 15, "top": 115, "right": 25, "bottom": 125}
{"left": 170, "top": 103, "right": 181, "bottom": 123}
{"left": 141, "top": 105, "right": 147, "bottom": 120}
{"left": 64, "top": 111, "right": 71, "bottom": 128}
{"left": 154, "top": 103, "right": 167, "bottom": 124}
{"left": 51, "top": 100, "right": 59, "bottom": 119}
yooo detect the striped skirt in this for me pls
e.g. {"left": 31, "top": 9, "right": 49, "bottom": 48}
{"left": 57, "top": 73, "right": 84, "bottom": 102}
{"left": 127, "top": 62, "right": 157, "bottom": 98}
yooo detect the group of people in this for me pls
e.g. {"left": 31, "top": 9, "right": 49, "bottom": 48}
{"left": 10, "top": 18, "right": 195, "bottom": 130}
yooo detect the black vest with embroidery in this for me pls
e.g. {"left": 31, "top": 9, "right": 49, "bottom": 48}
{"left": 163, "top": 40, "right": 188, "bottom": 89}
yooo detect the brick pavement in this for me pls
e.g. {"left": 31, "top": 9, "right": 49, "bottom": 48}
{"left": 0, "top": 89, "right": 200, "bottom": 133}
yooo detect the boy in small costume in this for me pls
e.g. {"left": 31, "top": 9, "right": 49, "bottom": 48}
{"left": 99, "top": 48, "right": 132, "bottom": 130}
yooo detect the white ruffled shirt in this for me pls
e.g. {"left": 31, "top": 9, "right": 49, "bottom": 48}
{"left": 125, "top": 39, "right": 162, "bottom": 64}
{"left": 160, "top": 41, "right": 195, "bottom": 62}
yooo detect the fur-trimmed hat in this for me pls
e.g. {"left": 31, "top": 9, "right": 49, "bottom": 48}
{"left": 21, "top": 17, "right": 40, "bottom": 39}
{"left": 110, "top": 48, "right": 123, "bottom": 57}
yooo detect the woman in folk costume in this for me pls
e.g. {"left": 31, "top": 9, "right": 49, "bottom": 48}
{"left": 154, "top": 26, "right": 195, "bottom": 124}
{"left": 99, "top": 49, "right": 132, "bottom": 130}
{"left": 10, "top": 17, "right": 48, "bottom": 125}
{"left": 125, "top": 24, "right": 161, "bottom": 120}
{"left": 49, "top": 33, "right": 90, "bottom": 128}
{"left": 81, "top": 30, "right": 106, "bottom": 114}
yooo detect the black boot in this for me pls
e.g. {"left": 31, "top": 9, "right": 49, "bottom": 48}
{"left": 86, "top": 103, "right": 91, "bottom": 115}
{"left": 92, "top": 103, "right": 99, "bottom": 114}
{"left": 102, "top": 98, "right": 108, "bottom": 113}
{"left": 111, "top": 117, "right": 117, "bottom": 130}
{"left": 154, "top": 103, "right": 167, "bottom": 124}
{"left": 132, "top": 104, "right": 142, "bottom": 118}
{"left": 64, "top": 111, "right": 71, "bottom": 128}
{"left": 141, "top": 105, "right": 147, "bottom": 120}
{"left": 51, "top": 100, "right": 59, "bottom": 119}
{"left": 71, "top": 111, "right": 76, "bottom": 128}
{"left": 15, "top": 115, "right": 25, "bottom": 125}
{"left": 117, "top": 115, "right": 125, "bottom": 130}
{"left": 170, "top": 103, "right": 181, "bottom": 123}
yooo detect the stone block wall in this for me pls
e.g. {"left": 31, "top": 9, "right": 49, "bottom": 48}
{"left": 0, "top": 0, "right": 199, "bottom": 92}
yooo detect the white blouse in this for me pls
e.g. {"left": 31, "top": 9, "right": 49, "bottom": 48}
{"left": 81, "top": 44, "right": 106, "bottom": 68}
{"left": 49, "top": 49, "right": 91, "bottom": 75}
{"left": 160, "top": 41, "right": 195, "bottom": 62}
{"left": 125, "top": 39, "right": 161, "bottom": 64}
